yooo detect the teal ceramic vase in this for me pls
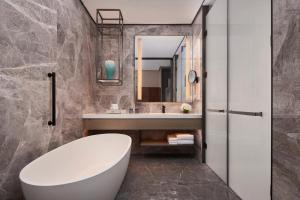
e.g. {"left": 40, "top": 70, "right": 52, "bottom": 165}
{"left": 105, "top": 60, "right": 116, "bottom": 80}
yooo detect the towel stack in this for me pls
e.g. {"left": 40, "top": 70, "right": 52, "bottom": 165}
{"left": 167, "top": 133, "right": 194, "bottom": 145}
{"left": 176, "top": 133, "right": 194, "bottom": 144}
{"left": 168, "top": 134, "right": 178, "bottom": 145}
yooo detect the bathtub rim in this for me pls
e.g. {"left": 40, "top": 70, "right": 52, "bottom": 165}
{"left": 19, "top": 133, "right": 132, "bottom": 187}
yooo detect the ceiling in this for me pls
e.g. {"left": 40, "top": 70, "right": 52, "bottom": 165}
{"left": 203, "top": 0, "right": 216, "bottom": 6}
{"left": 135, "top": 36, "right": 184, "bottom": 58}
{"left": 81, "top": 0, "right": 204, "bottom": 24}
{"left": 136, "top": 60, "right": 171, "bottom": 71}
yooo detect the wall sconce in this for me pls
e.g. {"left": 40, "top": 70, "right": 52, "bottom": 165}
{"left": 185, "top": 37, "right": 191, "bottom": 101}
{"left": 137, "top": 38, "right": 143, "bottom": 100}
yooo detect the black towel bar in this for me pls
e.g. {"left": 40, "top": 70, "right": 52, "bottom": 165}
{"left": 48, "top": 72, "right": 56, "bottom": 126}
{"left": 207, "top": 108, "right": 225, "bottom": 113}
{"left": 228, "top": 110, "right": 263, "bottom": 117}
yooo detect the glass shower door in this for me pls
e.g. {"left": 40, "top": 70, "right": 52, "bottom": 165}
{"left": 228, "top": 0, "right": 271, "bottom": 199}
{"left": 205, "top": 0, "right": 228, "bottom": 183}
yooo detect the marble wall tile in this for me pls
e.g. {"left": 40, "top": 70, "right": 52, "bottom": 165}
{"left": 92, "top": 23, "right": 203, "bottom": 161}
{"left": 0, "top": 0, "right": 96, "bottom": 199}
{"left": 273, "top": 0, "right": 300, "bottom": 199}
{"left": 0, "top": 0, "right": 57, "bottom": 68}
{"left": 93, "top": 25, "right": 195, "bottom": 113}
{"left": 0, "top": 0, "right": 57, "bottom": 198}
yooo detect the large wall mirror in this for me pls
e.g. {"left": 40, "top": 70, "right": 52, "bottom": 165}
{"left": 135, "top": 36, "right": 194, "bottom": 102}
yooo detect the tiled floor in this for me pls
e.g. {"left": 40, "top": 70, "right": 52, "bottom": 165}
{"left": 116, "top": 155, "right": 240, "bottom": 200}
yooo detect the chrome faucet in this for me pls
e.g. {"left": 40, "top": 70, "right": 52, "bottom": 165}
{"left": 162, "top": 105, "right": 166, "bottom": 113}
{"left": 129, "top": 106, "right": 138, "bottom": 113}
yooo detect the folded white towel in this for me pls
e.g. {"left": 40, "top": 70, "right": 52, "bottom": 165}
{"left": 168, "top": 139, "right": 177, "bottom": 143}
{"left": 176, "top": 134, "right": 194, "bottom": 140}
{"left": 177, "top": 140, "right": 194, "bottom": 145}
{"left": 168, "top": 134, "right": 177, "bottom": 140}
{"left": 168, "top": 141, "right": 177, "bottom": 144}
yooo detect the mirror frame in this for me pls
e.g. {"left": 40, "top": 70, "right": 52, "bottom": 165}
{"left": 134, "top": 35, "right": 194, "bottom": 103}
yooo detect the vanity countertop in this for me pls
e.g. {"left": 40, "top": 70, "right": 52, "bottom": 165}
{"left": 82, "top": 113, "right": 202, "bottom": 130}
{"left": 82, "top": 113, "right": 202, "bottom": 119}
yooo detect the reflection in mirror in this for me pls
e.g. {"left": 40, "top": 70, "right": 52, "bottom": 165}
{"left": 135, "top": 36, "right": 193, "bottom": 102}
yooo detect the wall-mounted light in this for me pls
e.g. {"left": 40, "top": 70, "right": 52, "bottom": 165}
{"left": 185, "top": 36, "right": 191, "bottom": 101}
{"left": 137, "top": 38, "right": 143, "bottom": 100}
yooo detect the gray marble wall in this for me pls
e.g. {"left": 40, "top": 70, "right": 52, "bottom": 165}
{"left": 93, "top": 25, "right": 194, "bottom": 113}
{"left": 4, "top": 0, "right": 300, "bottom": 199}
{"left": 272, "top": 0, "right": 300, "bottom": 199}
{"left": 0, "top": 0, "right": 96, "bottom": 199}
{"left": 92, "top": 24, "right": 203, "bottom": 160}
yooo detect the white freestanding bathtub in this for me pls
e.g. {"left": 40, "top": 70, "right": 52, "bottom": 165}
{"left": 19, "top": 134, "right": 132, "bottom": 200}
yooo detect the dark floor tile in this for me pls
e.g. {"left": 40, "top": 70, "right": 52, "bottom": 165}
{"left": 116, "top": 155, "right": 240, "bottom": 200}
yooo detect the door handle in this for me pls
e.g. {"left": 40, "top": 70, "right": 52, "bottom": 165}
{"left": 207, "top": 108, "right": 225, "bottom": 113}
{"left": 228, "top": 110, "right": 263, "bottom": 117}
{"left": 48, "top": 72, "right": 56, "bottom": 126}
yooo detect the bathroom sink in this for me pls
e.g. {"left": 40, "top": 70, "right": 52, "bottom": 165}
{"left": 82, "top": 113, "right": 201, "bottom": 119}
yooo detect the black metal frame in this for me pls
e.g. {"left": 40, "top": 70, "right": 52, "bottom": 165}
{"left": 48, "top": 72, "right": 56, "bottom": 126}
{"left": 202, "top": 6, "right": 209, "bottom": 164}
{"left": 96, "top": 9, "right": 123, "bottom": 33}
{"left": 96, "top": 9, "right": 124, "bottom": 86}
